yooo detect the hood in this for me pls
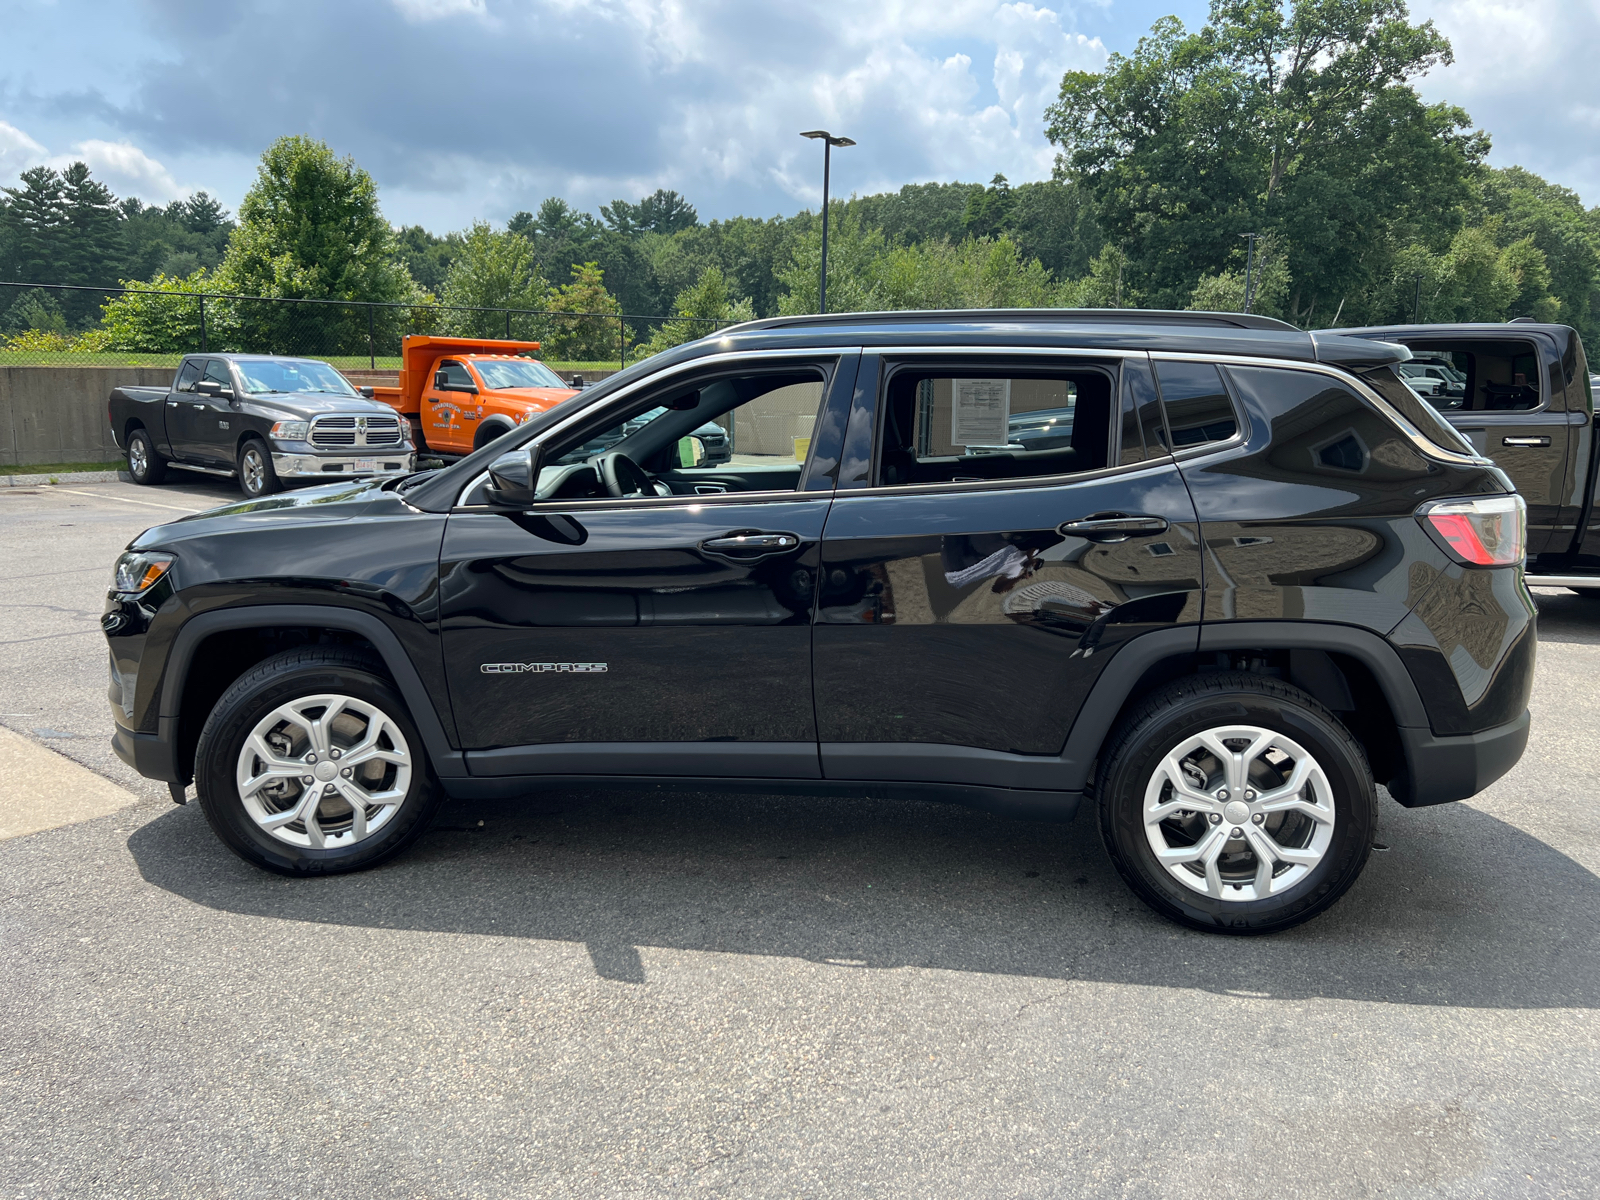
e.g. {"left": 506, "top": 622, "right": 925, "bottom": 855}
{"left": 480, "top": 386, "right": 579, "bottom": 405}
{"left": 130, "top": 479, "right": 389, "bottom": 550}
{"left": 242, "top": 392, "right": 403, "bottom": 418}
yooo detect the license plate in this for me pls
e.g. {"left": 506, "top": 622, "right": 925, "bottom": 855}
{"left": 353, "top": 459, "right": 376, "bottom": 473}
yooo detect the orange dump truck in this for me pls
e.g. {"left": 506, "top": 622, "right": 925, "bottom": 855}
{"left": 370, "top": 336, "right": 579, "bottom": 457}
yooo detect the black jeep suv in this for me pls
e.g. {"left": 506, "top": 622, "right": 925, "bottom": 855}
{"left": 102, "top": 311, "right": 1535, "bottom": 933}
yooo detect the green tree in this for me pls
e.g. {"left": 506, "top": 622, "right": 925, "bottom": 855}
{"left": 635, "top": 265, "right": 755, "bottom": 358}
{"left": 438, "top": 221, "right": 550, "bottom": 339}
{"left": 215, "top": 135, "right": 420, "bottom": 354}
{"left": 544, "top": 262, "right": 622, "bottom": 362}
{"left": 961, "top": 174, "right": 1015, "bottom": 240}
{"left": 1047, "top": 0, "right": 1483, "bottom": 323}
{"left": 2, "top": 166, "right": 67, "bottom": 283}
{"left": 98, "top": 269, "right": 214, "bottom": 353}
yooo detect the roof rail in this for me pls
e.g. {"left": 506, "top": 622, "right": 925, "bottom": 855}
{"left": 729, "top": 308, "right": 1301, "bottom": 335}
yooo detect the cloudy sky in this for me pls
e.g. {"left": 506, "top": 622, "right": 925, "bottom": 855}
{"left": 1, "top": 0, "right": 1594, "bottom": 231}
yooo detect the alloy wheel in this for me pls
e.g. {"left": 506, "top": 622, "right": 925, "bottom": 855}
{"left": 234, "top": 693, "right": 413, "bottom": 849}
{"left": 1142, "top": 723, "right": 1336, "bottom": 902}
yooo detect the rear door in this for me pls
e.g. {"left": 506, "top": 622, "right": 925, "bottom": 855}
{"left": 161, "top": 357, "right": 203, "bottom": 457}
{"left": 812, "top": 352, "right": 1205, "bottom": 790}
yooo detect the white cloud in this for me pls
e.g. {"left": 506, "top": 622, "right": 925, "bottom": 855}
{"left": 1414, "top": 0, "right": 1600, "bottom": 203}
{"left": 0, "top": 119, "right": 48, "bottom": 177}
{"left": 49, "top": 139, "right": 183, "bottom": 202}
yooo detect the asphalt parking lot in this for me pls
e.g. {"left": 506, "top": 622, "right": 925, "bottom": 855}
{"left": 3, "top": 478, "right": 1599, "bottom": 1199}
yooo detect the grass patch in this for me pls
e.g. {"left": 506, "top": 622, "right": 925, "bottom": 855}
{"left": 1, "top": 460, "right": 120, "bottom": 476}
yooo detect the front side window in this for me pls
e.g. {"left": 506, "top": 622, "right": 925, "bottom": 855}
{"left": 437, "top": 360, "right": 475, "bottom": 390}
{"left": 875, "top": 364, "right": 1113, "bottom": 486}
{"left": 1153, "top": 360, "right": 1239, "bottom": 449}
{"left": 471, "top": 358, "right": 568, "bottom": 390}
{"left": 202, "top": 359, "right": 233, "bottom": 388}
{"left": 235, "top": 359, "right": 357, "bottom": 397}
{"left": 520, "top": 365, "right": 830, "bottom": 502}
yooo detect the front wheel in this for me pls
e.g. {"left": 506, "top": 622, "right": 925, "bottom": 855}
{"left": 237, "top": 437, "right": 282, "bottom": 498}
{"left": 1097, "top": 673, "right": 1376, "bottom": 934}
{"left": 194, "top": 647, "right": 444, "bottom": 875}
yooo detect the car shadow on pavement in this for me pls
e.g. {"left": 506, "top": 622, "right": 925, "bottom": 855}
{"left": 128, "top": 781, "right": 1600, "bottom": 1010}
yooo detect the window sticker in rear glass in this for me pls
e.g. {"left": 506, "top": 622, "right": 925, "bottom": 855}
{"left": 952, "top": 378, "right": 1011, "bottom": 447}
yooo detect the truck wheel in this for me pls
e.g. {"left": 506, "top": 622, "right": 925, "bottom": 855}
{"left": 473, "top": 420, "right": 514, "bottom": 452}
{"left": 1097, "top": 673, "right": 1376, "bottom": 935}
{"left": 237, "top": 437, "right": 282, "bottom": 498}
{"left": 193, "top": 647, "right": 444, "bottom": 876}
{"left": 126, "top": 428, "right": 168, "bottom": 485}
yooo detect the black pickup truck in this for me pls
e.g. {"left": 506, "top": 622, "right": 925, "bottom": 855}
{"left": 1330, "top": 322, "right": 1599, "bottom": 591}
{"left": 109, "top": 354, "right": 417, "bottom": 499}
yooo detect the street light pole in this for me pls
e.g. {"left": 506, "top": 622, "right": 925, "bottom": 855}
{"left": 800, "top": 130, "right": 855, "bottom": 315}
{"left": 1240, "top": 232, "right": 1260, "bottom": 314}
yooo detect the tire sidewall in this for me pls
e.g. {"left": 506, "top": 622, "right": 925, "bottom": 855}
{"left": 237, "top": 439, "right": 279, "bottom": 498}
{"left": 128, "top": 429, "right": 156, "bottom": 483}
{"left": 196, "top": 662, "right": 438, "bottom": 875}
{"left": 1101, "top": 688, "right": 1374, "bottom": 933}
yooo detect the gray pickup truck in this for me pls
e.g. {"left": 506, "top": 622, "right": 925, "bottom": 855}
{"left": 1329, "top": 320, "right": 1599, "bottom": 591}
{"left": 109, "top": 354, "right": 416, "bottom": 498}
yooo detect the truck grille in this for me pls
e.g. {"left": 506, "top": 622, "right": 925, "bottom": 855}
{"left": 310, "top": 414, "right": 402, "bottom": 448}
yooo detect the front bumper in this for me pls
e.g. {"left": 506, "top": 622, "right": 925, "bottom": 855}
{"left": 272, "top": 450, "right": 415, "bottom": 480}
{"left": 1390, "top": 709, "right": 1530, "bottom": 807}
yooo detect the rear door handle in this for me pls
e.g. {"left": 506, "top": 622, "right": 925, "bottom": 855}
{"left": 1501, "top": 436, "right": 1550, "bottom": 447}
{"left": 700, "top": 531, "right": 800, "bottom": 556}
{"left": 1057, "top": 513, "right": 1170, "bottom": 542}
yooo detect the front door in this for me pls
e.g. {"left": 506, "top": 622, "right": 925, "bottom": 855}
{"left": 439, "top": 354, "right": 853, "bottom": 780}
{"left": 813, "top": 353, "right": 1205, "bottom": 789}
{"left": 425, "top": 359, "right": 477, "bottom": 454}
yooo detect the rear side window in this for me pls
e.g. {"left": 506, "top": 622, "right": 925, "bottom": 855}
{"left": 1154, "top": 361, "right": 1238, "bottom": 449}
{"left": 875, "top": 365, "right": 1114, "bottom": 486}
{"left": 175, "top": 359, "right": 202, "bottom": 392}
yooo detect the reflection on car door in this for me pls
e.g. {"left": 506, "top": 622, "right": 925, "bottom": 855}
{"left": 186, "top": 358, "right": 238, "bottom": 465}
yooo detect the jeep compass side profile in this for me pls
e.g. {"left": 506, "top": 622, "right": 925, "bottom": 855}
{"left": 103, "top": 311, "right": 1534, "bottom": 933}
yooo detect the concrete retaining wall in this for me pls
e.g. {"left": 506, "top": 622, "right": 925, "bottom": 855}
{"left": 0, "top": 362, "right": 629, "bottom": 468}
{"left": 0, "top": 366, "right": 173, "bottom": 467}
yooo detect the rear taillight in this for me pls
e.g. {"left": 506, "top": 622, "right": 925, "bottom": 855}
{"left": 1417, "top": 494, "right": 1525, "bottom": 566}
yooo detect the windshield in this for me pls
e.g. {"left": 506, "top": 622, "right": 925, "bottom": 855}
{"left": 470, "top": 358, "right": 569, "bottom": 390}
{"left": 235, "top": 359, "right": 357, "bottom": 396}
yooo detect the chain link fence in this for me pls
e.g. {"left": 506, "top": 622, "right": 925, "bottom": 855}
{"left": 0, "top": 281, "right": 727, "bottom": 373}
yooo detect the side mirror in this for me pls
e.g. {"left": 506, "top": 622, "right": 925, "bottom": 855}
{"left": 434, "top": 370, "right": 449, "bottom": 390}
{"left": 677, "top": 435, "right": 707, "bottom": 468}
{"left": 570, "top": 375, "right": 584, "bottom": 389}
{"left": 195, "top": 380, "right": 221, "bottom": 396}
{"left": 485, "top": 443, "right": 544, "bottom": 508}
{"left": 358, "top": 386, "right": 374, "bottom": 399}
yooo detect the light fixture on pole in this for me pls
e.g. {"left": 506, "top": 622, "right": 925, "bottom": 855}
{"left": 800, "top": 130, "right": 855, "bottom": 314}
{"left": 1239, "top": 232, "right": 1260, "bottom": 314}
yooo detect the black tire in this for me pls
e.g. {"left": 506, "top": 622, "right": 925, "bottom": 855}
{"left": 126, "top": 427, "right": 168, "bottom": 485}
{"left": 1097, "top": 673, "right": 1376, "bottom": 935}
{"left": 237, "top": 437, "right": 282, "bottom": 498}
{"left": 473, "top": 420, "right": 515, "bottom": 452}
{"left": 193, "top": 647, "right": 444, "bottom": 876}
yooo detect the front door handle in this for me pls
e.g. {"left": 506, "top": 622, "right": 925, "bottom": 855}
{"left": 1501, "top": 436, "right": 1551, "bottom": 447}
{"left": 1058, "top": 513, "right": 1171, "bottom": 542}
{"left": 700, "top": 531, "right": 800, "bottom": 556}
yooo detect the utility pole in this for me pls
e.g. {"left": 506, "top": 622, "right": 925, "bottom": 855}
{"left": 1240, "top": 233, "right": 1260, "bottom": 314}
{"left": 1413, "top": 275, "right": 1422, "bottom": 323}
{"left": 800, "top": 130, "right": 856, "bottom": 314}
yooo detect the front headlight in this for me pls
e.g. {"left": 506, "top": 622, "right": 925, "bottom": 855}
{"left": 112, "top": 551, "right": 175, "bottom": 594}
{"left": 271, "top": 419, "right": 310, "bottom": 441}
{"left": 400, "top": 415, "right": 412, "bottom": 441}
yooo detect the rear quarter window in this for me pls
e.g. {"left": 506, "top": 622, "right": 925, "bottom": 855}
{"left": 1153, "top": 360, "right": 1239, "bottom": 449}
{"left": 1357, "top": 367, "right": 1478, "bottom": 457}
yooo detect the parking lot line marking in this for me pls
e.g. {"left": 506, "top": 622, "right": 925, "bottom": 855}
{"left": 53, "top": 488, "right": 205, "bottom": 514}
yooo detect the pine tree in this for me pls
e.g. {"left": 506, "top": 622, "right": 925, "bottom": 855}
{"left": 59, "top": 162, "right": 124, "bottom": 293}
{"left": 2, "top": 166, "right": 67, "bottom": 283}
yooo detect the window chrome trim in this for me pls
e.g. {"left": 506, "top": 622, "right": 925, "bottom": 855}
{"left": 1149, "top": 350, "right": 1493, "bottom": 467}
{"left": 452, "top": 347, "right": 858, "bottom": 509}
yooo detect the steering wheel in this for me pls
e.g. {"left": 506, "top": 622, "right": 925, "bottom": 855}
{"left": 595, "top": 451, "right": 652, "bottom": 498}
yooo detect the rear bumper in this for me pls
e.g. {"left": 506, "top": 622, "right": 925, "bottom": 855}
{"left": 1390, "top": 709, "right": 1530, "bottom": 807}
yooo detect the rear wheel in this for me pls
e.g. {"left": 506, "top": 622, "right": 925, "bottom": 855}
{"left": 237, "top": 437, "right": 281, "bottom": 498}
{"left": 126, "top": 427, "right": 167, "bottom": 485}
{"left": 194, "top": 647, "right": 444, "bottom": 875}
{"left": 1097, "top": 673, "right": 1375, "bottom": 934}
